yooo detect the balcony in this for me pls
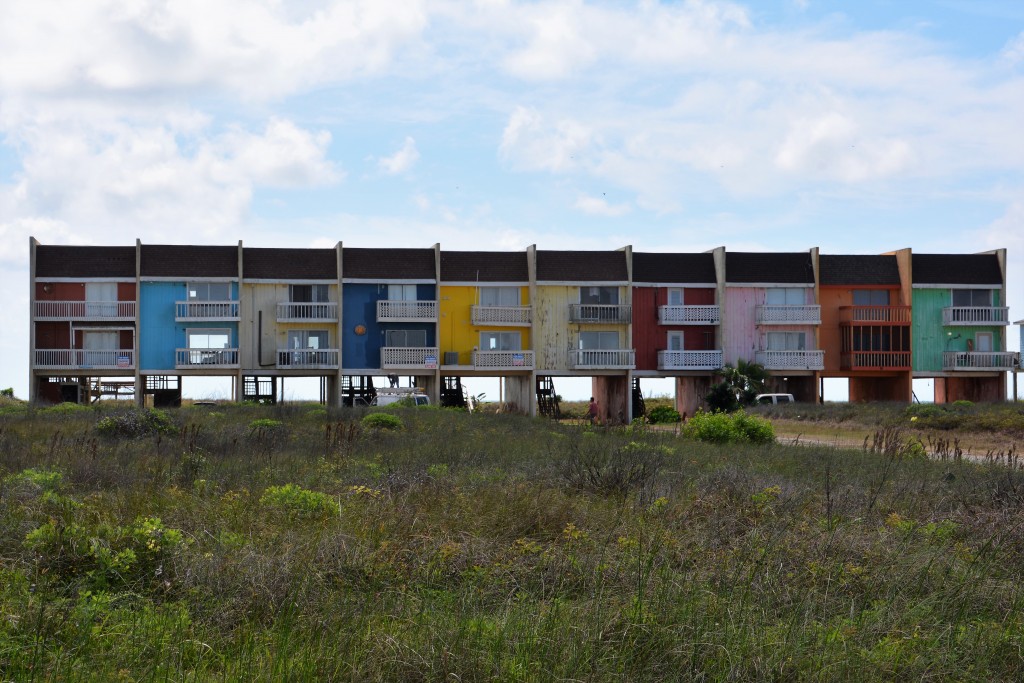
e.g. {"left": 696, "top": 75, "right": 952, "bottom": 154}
{"left": 756, "top": 305, "right": 821, "bottom": 325}
{"left": 839, "top": 306, "right": 911, "bottom": 324}
{"left": 569, "top": 304, "right": 632, "bottom": 324}
{"left": 34, "top": 349, "right": 135, "bottom": 370}
{"left": 942, "top": 307, "right": 1010, "bottom": 326}
{"left": 381, "top": 346, "right": 440, "bottom": 369}
{"left": 658, "top": 305, "right": 720, "bottom": 325}
{"left": 471, "top": 350, "right": 535, "bottom": 370}
{"left": 277, "top": 348, "right": 339, "bottom": 369}
{"left": 34, "top": 301, "right": 135, "bottom": 320}
{"left": 942, "top": 351, "right": 1017, "bottom": 371}
{"left": 568, "top": 349, "right": 635, "bottom": 370}
{"left": 471, "top": 306, "right": 532, "bottom": 326}
{"left": 376, "top": 300, "right": 438, "bottom": 322}
{"left": 840, "top": 351, "right": 911, "bottom": 371}
{"left": 277, "top": 302, "right": 338, "bottom": 322}
{"left": 175, "top": 301, "right": 239, "bottom": 321}
{"left": 755, "top": 350, "right": 824, "bottom": 371}
{"left": 657, "top": 350, "right": 723, "bottom": 371}
{"left": 175, "top": 348, "right": 239, "bottom": 368}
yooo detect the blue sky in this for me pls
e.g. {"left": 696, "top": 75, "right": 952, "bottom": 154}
{"left": 2, "top": 0, "right": 1022, "bottom": 401}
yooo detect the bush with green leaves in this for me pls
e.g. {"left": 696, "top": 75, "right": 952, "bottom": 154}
{"left": 362, "top": 412, "right": 404, "bottom": 431}
{"left": 96, "top": 408, "right": 175, "bottom": 437}
{"left": 260, "top": 483, "right": 340, "bottom": 518}
{"left": 646, "top": 404, "right": 682, "bottom": 424}
{"left": 682, "top": 410, "right": 775, "bottom": 444}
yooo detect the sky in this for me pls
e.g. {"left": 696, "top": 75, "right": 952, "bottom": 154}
{"left": 2, "top": 0, "right": 1023, "bottom": 402}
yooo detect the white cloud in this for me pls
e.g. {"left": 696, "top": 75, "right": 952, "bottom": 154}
{"left": 499, "top": 106, "right": 592, "bottom": 172}
{"left": 377, "top": 137, "right": 420, "bottom": 175}
{"left": 1002, "top": 31, "right": 1024, "bottom": 66}
{"left": 574, "top": 193, "right": 631, "bottom": 217}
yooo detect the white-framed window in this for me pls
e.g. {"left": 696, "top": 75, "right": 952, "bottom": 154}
{"left": 289, "top": 284, "right": 329, "bottom": 303}
{"left": 287, "top": 330, "right": 328, "bottom": 349}
{"left": 767, "top": 331, "right": 806, "bottom": 351}
{"left": 85, "top": 283, "right": 118, "bottom": 316}
{"left": 975, "top": 332, "right": 993, "bottom": 353}
{"left": 579, "top": 331, "right": 620, "bottom": 349}
{"left": 188, "top": 282, "right": 231, "bottom": 301}
{"left": 480, "top": 286, "right": 520, "bottom": 307}
{"left": 480, "top": 331, "right": 521, "bottom": 351}
{"left": 766, "top": 288, "right": 806, "bottom": 305}
{"left": 388, "top": 284, "right": 417, "bottom": 301}
{"left": 852, "top": 290, "right": 890, "bottom": 306}
{"left": 386, "top": 329, "right": 427, "bottom": 347}
{"left": 667, "top": 288, "right": 684, "bottom": 306}
{"left": 951, "top": 289, "right": 992, "bottom": 307}
{"left": 187, "top": 328, "right": 231, "bottom": 349}
{"left": 580, "top": 287, "right": 619, "bottom": 305}
{"left": 667, "top": 332, "right": 684, "bottom": 351}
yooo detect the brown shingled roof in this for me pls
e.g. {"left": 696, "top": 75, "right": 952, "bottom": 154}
{"left": 726, "top": 252, "right": 814, "bottom": 284}
{"left": 912, "top": 254, "right": 1003, "bottom": 285}
{"left": 342, "top": 248, "right": 436, "bottom": 280}
{"left": 535, "top": 250, "right": 628, "bottom": 281}
{"left": 36, "top": 245, "right": 136, "bottom": 278}
{"left": 632, "top": 252, "right": 716, "bottom": 284}
{"left": 819, "top": 255, "right": 900, "bottom": 286}
{"left": 440, "top": 251, "right": 529, "bottom": 282}
{"left": 244, "top": 248, "right": 337, "bottom": 279}
{"left": 140, "top": 245, "right": 238, "bottom": 278}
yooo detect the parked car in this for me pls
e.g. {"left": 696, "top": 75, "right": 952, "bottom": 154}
{"left": 755, "top": 393, "right": 795, "bottom": 405}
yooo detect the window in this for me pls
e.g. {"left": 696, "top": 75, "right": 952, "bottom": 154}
{"left": 187, "top": 329, "right": 231, "bottom": 349}
{"left": 766, "top": 288, "right": 806, "bottom": 305}
{"left": 667, "top": 288, "right": 684, "bottom": 306}
{"left": 386, "top": 330, "right": 427, "bottom": 347}
{"left": 580, "top": 287, "right": 619, "bottom": 305}
{"left": 951, "top": 289, "right": 992, "bottom": 307}
{"left": 287, "top": 330, "right": 328, "bottom": 349}
{"left": 667, "top": 332, "right": 684, "bottom": 351}
{"left": 767, "top": 332, "right": 806, "bottom": 351}
{"left": 975, "top": 332, "right": 993, "bottom": 353}
{"left": 289, "top": 284, "right": 328, "bottom": 303}
{"left": 188, "top": 282, "right": 231, "bottom": 301}
{"left": 579, "top": 331, "right": 620, "bottom": 349}
{"left": 388, "top": 284, "right": 417, "bottom": 301}
{"left": 480, "top": 287, "right": 520, "bottom": 307}
{"left": 480, "top": 331, "right": 521, "bottom": 351}
{"left": 852, "top": 290, "right": 890, "bottom": 306}
{"left": 85, "top": 283, "right": 118, "bottom": 317}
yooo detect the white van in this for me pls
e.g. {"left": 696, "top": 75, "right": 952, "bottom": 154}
{"left": 372, "top": 388, "right": 430, "bottom": 407}
{"left": 755, "top": 393, "right": 795, "bottom": 405}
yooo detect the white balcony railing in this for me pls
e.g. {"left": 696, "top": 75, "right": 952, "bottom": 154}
{"left": 175, "top": 348, "right": 239, "bottom": 368}
{"left": 756, "top": 305, "right": 821, "bottom": 325}
{"left": 942, "top": 351, "right": 1017, "bottom": 371}
{"left": 277, "top": 348, "right": 339, "bottom": 369}
{"left": 569, "top": 304, "right": 632, "bottom": 324}
{"left": 381, "top": 346, "right": 440, "bottom": 369}
{"left": 657, "top": 305, "right": 720, "bottom": 325}
{"left": 472, "top": 350, "right": 535, "bottom": 370}
{"left": 942, "top": 307, "right": 1010, "bottom": 326}
{"left": 175, "top": 301, "right": 239, "bottom": 321}
{"left": 376, "top": 300, "right": 438, "bottom": 322}
{"left": 34, "top": 349, "right": 135, "bottom": 370}
{"left": 34, "top": 301, "right": 136, "bottom": 320}
{"left": 471, "top": 306, "right": 532, "bottom": 326}
{"left": 755, "top": 350, "right": 825, "bottom": 371}
{"left": 657, "top": 350, "right": 723, "bottom": 371}
{"left": 276, "top": 302, "right": 338, "bottom": 322}
{"left": 568, "top": 349, "right": 635, "bottom": 369}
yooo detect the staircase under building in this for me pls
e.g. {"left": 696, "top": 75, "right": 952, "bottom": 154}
{"left": 536, "top": 376, "right": 561, "bottom": 419}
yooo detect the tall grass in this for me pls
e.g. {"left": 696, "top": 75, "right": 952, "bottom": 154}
{"left": 2, "top": 402, "right": 1024, "bottom": 680}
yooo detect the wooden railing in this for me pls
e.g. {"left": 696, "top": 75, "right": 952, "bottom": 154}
{"left": 276, "top": 349, "right": 339, "bottom": 368}
{"left": 755, "top": 350, "right": 825, "bottom": 370}
{"left": 34, "top": 349, "right": 135, "bottom": 369}
{"left": 277, "top": 302, "right": 338, "bottom": 322}
{"left": 657, "top": 305, "right": 720, "bottom": 325}
{"left": 175, "top": 348, "right": 239, "bottom": 368}
{"left": 839, "top": 306, "right": 911, "bottom": 324}
{"left": 942, "top": 307, "right": 1010, "bottom": 326}
{"left": 568, "top": 349, "right": 635, "bottom": 369}
{"left": 472, "top": 350, "right": 535, "bottom": 369}
{"left": 657, "top": 350, "right": 723, "bottom": 370}
{"left": 471, "top": 306, "right": 532, "bottom": 326}
{"left": 569, "top": 304, "right": 632, "bottom": 324}
{"left": 34, "top": 301, "right": 135, "bottom": 319}
{"left": 756, "top": 305, "right": 821, "bottom": 325}
{"left": 175, "top": 301, "right": 239, "bottom": 320}
{"left": 942, "top": 352, "right": 1017, "bottom": 371}
{"left": 381, "top": 346, "right": 439, "bottom": 369}
{"left": 840, "top": 351, "right": 911, "bottom": 370}
{"left": 376, "top": 300, "right": 438, "bottom": 322}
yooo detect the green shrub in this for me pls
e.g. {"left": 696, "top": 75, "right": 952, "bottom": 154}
{"left": 732, "top": 411, "right": 776, "bottom": 444}
{"left": 647, "top": 405, "right": 682, "bottom": 424}
{"left": 41, "top": 402, "right": 92, "bottom": 415}
{"left": 260, "top": 483, "right": 340, "bottom": 518}
{"left": 248, "top": 418, "right": 284, "bottom": 432}
{"left": 682, "top": 410, "right": 774, "bottom": 444}
{"left": 96, "top": 409, "right": 175, "bottom": 437}
{"left": 362, "top": 412, "right": 404, "bottom": 431}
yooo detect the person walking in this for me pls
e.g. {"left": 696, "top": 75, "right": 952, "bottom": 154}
{"left": 587, "top": 397, "right": 599, "bottom": 425}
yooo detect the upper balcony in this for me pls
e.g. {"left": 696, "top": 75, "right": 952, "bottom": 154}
{"left": 277, "top": 348, "right": 340, "bottom": 369}
{"left": 34, "top": 301, "right": 136, "bottom": 321}
{"left": 277, "top": 302, "right": 338, "bottom": 323}
{"left": 471, "top": 305, "right": 532, "bottom": 326}
{"left": 942, "top": 307, "right": 1010, "bottom": 326}
{"left": 34, "top": 349, "right": 135, "bottom": 370}
{"left": 756, "top": 305, "right": 821, "bottom": 325}
{"left": 175, "top": 348, "right": 239, "bottom": 369}
{"left": 568, "top": 349, "right": 635, "bottom": 370}
{"left": 840, "top": 351, "right": 911, "bottom": 371}
{"left": 569, "top": 304, "right": 632, "bottom": 325}
{"left": 657, "top": 350, "right": 723, "bottom": 371}
{"left": 755, "top": 350, "right": 824, "bottom": 371}
{"left": 175, "top": 301, "right": 239, "bottom": 321}
{"left": 376, "top": 300, "right": 438, "bottom": 323}
{"left": 658, "top": 305, "right": 720, "bottom": 326}
{"left": 839, "top": 306, "right": 911, "bottom": 325}
{"left": 942, "top": 351, "right": 1017, "bottom": 371}
{"left": 471, "top": 350, "right": 535, "bottom": 370}
{"left": 381, "top": 346, "right": 439, "bottom": 369}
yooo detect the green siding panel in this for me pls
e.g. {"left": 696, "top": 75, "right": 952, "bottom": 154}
{"left": 912, "top": 289, "right": 1003, "bottom": 372}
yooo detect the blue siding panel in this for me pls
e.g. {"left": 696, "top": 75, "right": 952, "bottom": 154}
{"left": 341, "top": 283, "right": 436, "bottom": 370}
{"left": 140, "top": 281, "right": 238, "bottom": 370}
